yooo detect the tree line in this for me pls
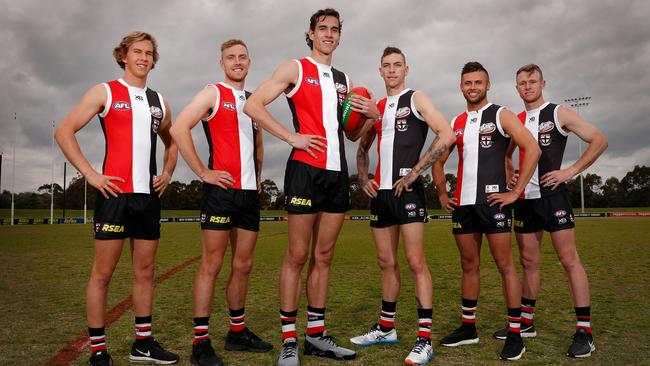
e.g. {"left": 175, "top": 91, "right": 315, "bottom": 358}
{"left": 1, "top": 165, "right": 648, "bottom": 211}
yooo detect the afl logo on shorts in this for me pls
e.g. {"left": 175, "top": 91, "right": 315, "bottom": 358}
{"left": 540, "top": 133, "right": 551, "bottom": 146}
{"left": 335, "top": 83, "right": 347, "bottom": 94}
{"left": 150, "top": 106, "right": 163, "bottom": 119}
{"left": 480, "top": 135, "right": 493, "bottom": 148}
{"left": 405, "top": 203, "right": 417, "bottom": 211}
{"left": 493, "top": 213, "right": 506, "bottom": 220}
{"left": 395, "top": 107, "right": 411, "bottom": 118}
{"left": 396, "top": 119, "right": 408, "bottom": 132}
{"left": 112, "top": 101, "right": 131, "bottom": 111}
{"left": 555, "top": 210, "right": 567, "bottom": 218}
{"left": 479, "top": 122, "right": 496, "bottom": 134}
{"left": 539, "top": 121, "right": 555, "bottom": 133}
{"left": 305, "top": 77, "right": 320, "bottom": 86}
{"left": 222, "top": 102, "right": 236, "bottom": 110}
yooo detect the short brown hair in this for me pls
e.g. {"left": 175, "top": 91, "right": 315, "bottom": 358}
{"left": 220, "top": 39, "right": 248, "bottom": 54}
{"left": 381, "top": 46, "right": 406, "bottom": 63}
{"left": 516, "top": 63, "right": 544, "bottom": 80}
{"left": 305, "top": 8, "right": 342, "bottom": 49}
{"left": 113, "top": 31, "right": 159, "bottom": 70}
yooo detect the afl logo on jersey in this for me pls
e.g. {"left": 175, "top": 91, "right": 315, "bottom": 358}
{"left": 480, "top": 135, "right": 493, "bottom": 148}
{"left": 305, "top": 77, "right": 320, "bottom": 86}
{"left": 112, "top": 101, "right": 131, "bottom": 111}
{"left": 395, "top": 107, "right": 411, "bottom": 119}
{"left": 396, "top": 119, "right": 408, "bottom": 132}
{"left": 479, "top": 122, "right": 496, "bottom": 134}
{"left": 388, "top": 103, "right": 395, "bottom": 108}
{"left": 335, "top": 83, "right": 347, "bottom": 94}
{"left": 540, "top": 133, "right": 551, "bottom": 146}
{"left": 150, "top": 106, "right": 163, "bottom": 119}
{"left": 454, "top": 129, "right": 464, "bottom": 136}
{"left": 222, "top": 102, "right": 236, "bottom": 110}
{"left": 252, "top": 121, "right": 259, "bottom": 130}
{"left": 239, "top": 95, "right": 246, "bottom": 101}
{"left": 539, "top": 121, "right": 555, "bottom": 133}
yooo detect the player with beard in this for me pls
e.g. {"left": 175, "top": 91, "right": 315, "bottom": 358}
{"left": 170, "top": 39, "right": 271, "bottom": 366}
{"left": 55, "top": 31, "right": 179, "bottom": 366}
{"left": 490, "top": 64, "right": 607, "bottom": 358}
{"left": 350, "top": 47, "right": 454, "bottom": 365}
{"left": 432, "top": 62, "right": 541, "bottom": 360}
{"left": 244, "top": 8, "right": 379, "bottom": 366}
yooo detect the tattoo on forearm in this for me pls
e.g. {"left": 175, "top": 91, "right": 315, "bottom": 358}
{"left": 414, "top": 137, "right": 447, "bottom": 175}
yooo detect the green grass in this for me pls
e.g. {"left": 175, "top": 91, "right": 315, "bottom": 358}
{"left": 1, "top": 218, "right": 649, "bottom": 365}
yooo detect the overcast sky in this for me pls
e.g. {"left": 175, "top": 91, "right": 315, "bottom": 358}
{"left": 1, "top": 0, "right": 648, "bottom": 192}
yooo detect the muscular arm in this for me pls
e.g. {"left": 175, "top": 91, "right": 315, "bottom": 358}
{"left": 393, "top": 92, "right": 455, "bottom": 196}
{"left": 244, "top": 60, "right": 326, "bottom": 158}
{"left": 432, "top": 146, "right": 456, "bottom": 211}
{"left": 153, "top": 98, "right": 178, "bottom": 197}
{"left": 255, "top": 125, "right": 264, "bottom": 192}
{"left": 552, "top": 106, "right": 608, "bottom": 179}
{"left": 54, "top": 84, "right": 124, "bottom": 198}
{"left": 170, "top": 86, "right": 235, "bottom": 189}
{"left": 169, "top": 86, "right": 216, "bottom": 178}
{"left": 356, "top": 126, "right": 378, "bottom": 197}
{"left": 489, "top": 108, "right": 541, "bottom": 207}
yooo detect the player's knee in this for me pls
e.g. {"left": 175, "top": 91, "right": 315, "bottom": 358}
{"left": 495, "top": 260, "right": 516, "bottom": 276}
{"left": 406, "top": 256, "right": 428, "bottom": 275}
{"left": 313, "top": 250, "right": 334, "bottom": 267}
{"left": 285, "top": 248, "right": 309, "bottom": 268}
{"left": 559, "top": 254, "right": 583, "bottom": 273}
{"left": 133, "top": 264, "right": 155, "bottom": 284}
{"left": 460, "top": 257, "right": 480, "bottom": 273}
{"left": 200, "top": 259, "right": 223, "bottom": 278}
{"left": 377, "top": 255, "right": 398, "bottom": 272}
{"left": 232, "top": 258, "right": 254, "bottom": 276}
{"left": 520, "top": 253, "right": 540, "bottom": 271}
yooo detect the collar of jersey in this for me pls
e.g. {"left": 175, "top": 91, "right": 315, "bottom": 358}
{"left": 387, "top": 88, "right": 411, "bottom": 100}
{"left": 467, "top": 102, "right": 492, "bottom": 115}
{"left": 118, "top": 78, "right": 147, "bottom": 91}
{"left": 306, "top": 56, "right": 332, "bottom": 69}
{"left": 524, "top": 101, "right": 550, "bottom": 114}
{"left": 219, "top": 81, "right": 245, "bottom": 92}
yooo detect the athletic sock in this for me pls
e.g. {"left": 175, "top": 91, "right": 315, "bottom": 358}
{"left": 575, "top": 306, "right": 592, "bottom": 333}
{"left": 280, "top": 309, "right": 298, "bottom": 342}
{"left": 134, "top": 315, "right": 152, "bottom": 343}
{"left": 379, "top": 300, "right": 397, "bottom": 332}
{"left": 507, "top": 307, "right": 522, "bottom": 334}
{"left": 193, "top": 316, "right": 210, "bottom": 345}
{"left": 521, "top": 297, "right": 536, "bottom": 327}
{"left": 417, "top": 308, "right": 433, "bottom": 343}
{"left": 229, "top": 308, "right": 246, "bottom": 333}
{"left": 306, "top": 306, "right": 326, "bottom": 337}
{"left": 461, "top": 298, "right": 478, "bottom": 328}
{"left": 89, "top": 327, "right": 107, "bottom": 353}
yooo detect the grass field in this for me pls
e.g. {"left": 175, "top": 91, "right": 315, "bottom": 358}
{"left": 1, "top": 217, "right": 649, "bottom": 365}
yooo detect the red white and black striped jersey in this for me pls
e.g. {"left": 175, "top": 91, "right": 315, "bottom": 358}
{"left": 98, "top": 78, "right": 165, "bottom": 194}
{"left": 518, "top": 102, "right": 568, "bottom": 199}
{"left": 286, "top": 57, "right": 350, "bottom": 172}
{"left": 374, "top": 89, "right": 429, "bottom": 189}
{"left": 452, "top": 103, "right": 511, "bottom": 206}
{"left": 202, "top": 82, "right": 259, "bottom": 190}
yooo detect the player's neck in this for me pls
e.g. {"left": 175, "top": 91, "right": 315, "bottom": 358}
{"left": 223, "top": 78, "right": 245, "bottom": 91}
{"left": 386, "top": 84, "right": 406, "bottom": 96}
{"left": 466, "top": 98, "right": 489, "bottom": 112}
{"left": 309, "top": 49, "right": 333, "bottom": 65}
{"left": 122, "top": 72, "right": 147, "bottom": 89}
{"left": 524, "top": 96, "right": 546, "bottom": 111}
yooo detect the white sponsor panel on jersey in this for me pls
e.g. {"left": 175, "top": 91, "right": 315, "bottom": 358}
{"left": 314, "top": 61, "right": 342, "bottom": 172}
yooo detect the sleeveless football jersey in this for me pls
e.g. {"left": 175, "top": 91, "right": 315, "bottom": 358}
{"left": 452, "top": 103, "right": 511, "bottom": 205}
{"left": 374, "top": 89, "right": 429, "bottom": 189}
{"left": 98, "top": 78, "right": 165, "bottom": 194}
{"left": 286, "top": 57, "right": 350, "bottom": 172}
{"left": 517, "top": 102, "right": 568, "bottom": 199}
{"left": 202, "top": 82, "right": 258, "bottom": 190}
